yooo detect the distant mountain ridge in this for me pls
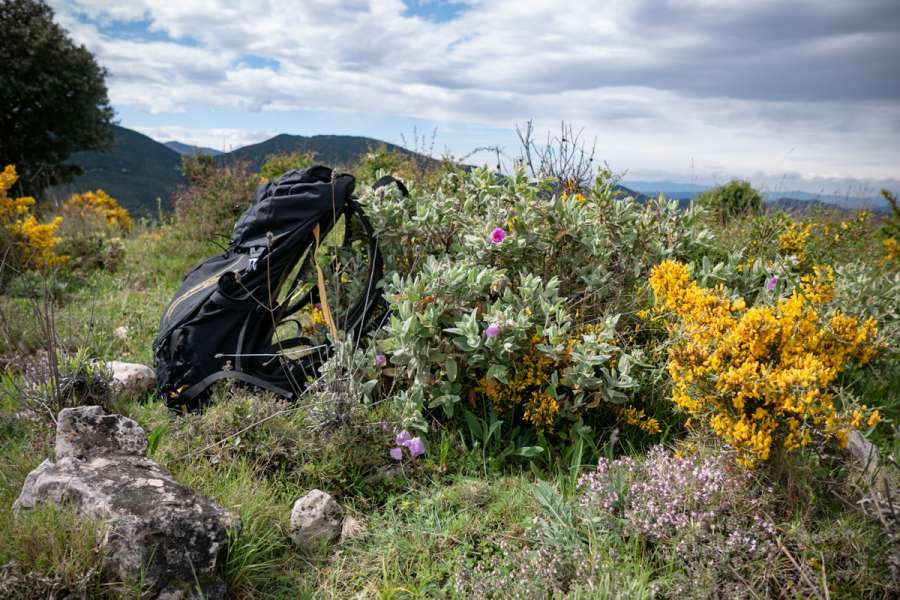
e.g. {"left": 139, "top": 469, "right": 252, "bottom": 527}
{"left": 54, "top": 126, "right": 430, "bottom": 215}
{"left": 164, "top": 141, "right": 223, "bottom": 157}
{"left": 624, "top": 180, "right": 890, "bottom": 213}
{"left": 219, "top": 133, "right": 432, "bottom": 171}
{"left": 50, "top": 125, "right": 186, "bottom": 215}
{"left": 55, "top": 129, "right": 892, "bottom": 217}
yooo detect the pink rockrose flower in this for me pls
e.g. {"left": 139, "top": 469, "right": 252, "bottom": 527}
{"left": 485, "top": 323, "right": 501, "bottom": 338}
{"left": 395, "top": 430, "right": 412, "bottom": 446}
{"left": 406, "top": 437, "right": 425, "bottom": 457}
{"left": 389, "top": 447, "right": 403, "bottom": 461}
{"left": 374, "top": 353, "right": 387, "bottom": 367}
{"left": 490, "top": 227, "right": 507, "bottom": 244}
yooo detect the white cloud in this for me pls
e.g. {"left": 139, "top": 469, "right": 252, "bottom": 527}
{"left": 128, "top": 126, "right": 273, "bottom": 152}
{"left": 48, "top": 0, "right": 900, "bottom": 188}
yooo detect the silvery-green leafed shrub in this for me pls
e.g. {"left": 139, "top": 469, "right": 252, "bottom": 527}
{"left": 364, "top": 167, "right": 713, "bottom": 444}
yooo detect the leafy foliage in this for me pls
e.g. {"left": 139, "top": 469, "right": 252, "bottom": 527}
{"left": 0, "top": 0, "right": 114, "bottom": 195}
{"left": 367, "top": 167, "right": 713, "bottom": 446}
{"left": 650, "top": 260, "right": 879, "bottom": 466}
{"left": 258, "top": 151, "right": 316, "bottom": 181}
{"left": 696, "top": 179, "right": 762, "bottom": 226}
{"left": 173, "top": 159, "right": 258, "bottom": 242}
{"left": 0, "top": 165, "right": 67, "bottom": 276}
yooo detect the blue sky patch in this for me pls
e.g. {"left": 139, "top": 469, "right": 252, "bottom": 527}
{"left": 402, "top": 0, "right": 469, "bottom": 23}
{"left": 91, "top": 16, "right": 201, "bottom": 47}
{"left": 238, "top": 54, "right": 280, "bottom": 71}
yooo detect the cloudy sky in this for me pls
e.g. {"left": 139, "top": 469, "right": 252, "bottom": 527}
{"left": 50, "top": 0, "right": 900, "bottom": 195}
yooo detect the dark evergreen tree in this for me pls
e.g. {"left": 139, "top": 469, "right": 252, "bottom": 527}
{"left": 0, "top": 0, "right": 114, "bottom": 196}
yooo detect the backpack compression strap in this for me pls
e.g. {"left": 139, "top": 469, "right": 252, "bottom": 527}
{"left": 179, "top": 369, "right": 295, "bottom": 403}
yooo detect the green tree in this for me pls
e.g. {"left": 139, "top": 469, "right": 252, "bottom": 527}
{"left": 879, "top": 189, "right": 900, "bottom": 239}
{"left": 259, "top": 152, "right": 316, "bottom": 181}
{"left": 353, "top": 144, "right": 416, "bottom": 185}
{"left": 0, "top": 0, "right": 114, "bottom": 197}
{"left": 696, "top": 180, "right": 762, "bottom": 226}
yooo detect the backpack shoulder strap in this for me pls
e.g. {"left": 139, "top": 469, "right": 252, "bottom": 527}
{"left": 372, "top": 175, "right": 409, "bottom": 197}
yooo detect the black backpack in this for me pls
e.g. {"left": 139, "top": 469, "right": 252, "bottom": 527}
{"left": 153, "top": 165, "right": 404, "bottom": 410}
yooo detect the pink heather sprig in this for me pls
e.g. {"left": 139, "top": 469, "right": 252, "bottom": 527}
{"left": 578, "top": 446, "right": 775, "bottom": 558}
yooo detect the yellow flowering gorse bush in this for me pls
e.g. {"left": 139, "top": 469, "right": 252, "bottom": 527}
{"left": 649, "top": 259, "right": 879, "bottom": 467}
{"left": 884, "top": 237, "right": 899, "bottom": 262}
{"left": 63, "top": 189, "right": 133, "bottom": 232}
{"left": 778, "top": 222, "right": 811, "bottom": 264}
{"left": 0, "top": 165, "right": 67, "bottom": 269}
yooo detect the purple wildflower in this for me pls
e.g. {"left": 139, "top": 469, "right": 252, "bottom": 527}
{"left": 389, "top": 447, "right": 403, "bottom": 461}
{"left": 379, "top": 420, "right": 389, "bottom": 432}
{"left": 406, "top": 437, "right": 425, "bottom": 457}
{"left": 766, "top": 275, "right": 778, "bottom": 291}
{"left": 395, "top": 430, "right": 412, "bottom": 446}
{"left": 374, "top": 353, "right": 387, "bottom": 368}
{"left": 490, "top": 227, "right": 507, "bottom": 244}
{"left": 485, "top": 323, "right": 501, "bottom": 338}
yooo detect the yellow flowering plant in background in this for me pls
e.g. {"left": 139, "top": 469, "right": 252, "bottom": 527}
{"left": 63, "top": 189, "right": 133, "bottom": 232}
{"left": 0, "top": 165, "right": 67, "bottom": 271}
{"left": 57, "top": 189, "right": 132, "bottom": 272}
{"left": 649, "top": 259, "right": 879, "bottom": 467}
{"left": 884, "top": 237, "right": 899, "bottom": 263}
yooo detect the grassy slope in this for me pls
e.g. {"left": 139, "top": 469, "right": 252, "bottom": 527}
{"left": 49, "top": 125, "right": 187, "bottom": 216}
{"left": 0, "top": 215, "right": 896, "bottom": 598}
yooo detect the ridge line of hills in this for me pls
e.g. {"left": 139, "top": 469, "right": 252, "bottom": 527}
{"left": 51, "top": 125, "right": 429, "bottom": 215}
{"left": 49, "top": 125, "right": 887, "bottom": 217}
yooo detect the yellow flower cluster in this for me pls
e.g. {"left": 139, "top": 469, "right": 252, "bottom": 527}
{"left": 477, "top": 334, "right": 560, "bottom": 430}
{"left": 621, "top": 406, "right": 661, "bottom": 434}
{"left": 884, "top": 237, "right": 899, "bottom": 262}
{"left": 650, "top": 260, "right": 878, "bottom": 467}
{"left": 64, "top": 189, "right": 133, "bottom": 232}
{"left": 0, "top": 165, "right": 67, "bottom": 268}
{"left": 561, "top": 191, "right": 587, "bottom": 204}
{"left": 779, "top": 222, "right": 812, "bottom": 262}
{"left": 298, "top": 304, "right": 328, "bottom": 335}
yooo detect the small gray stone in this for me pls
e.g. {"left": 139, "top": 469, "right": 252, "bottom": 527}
{"left": 107, "top": 361, "right": 156, "bottom": 396}
{"left": 157, "top": 578, "right": 227, "bottom": 600}
{"left": 289, "top": 489, "right": 344, "bottom": 548}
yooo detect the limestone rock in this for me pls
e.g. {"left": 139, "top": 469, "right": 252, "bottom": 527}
{"left": 107, "top": 360, "right": 156, "bottom": 395}
{"left": 54, "top": 405, "right": 146, "bottom": 460}
{"left": 14, "top": 406, "right": 239, "bottom": 595}
{"left": 289, "top": 489, "right": 344, "bottom": 548}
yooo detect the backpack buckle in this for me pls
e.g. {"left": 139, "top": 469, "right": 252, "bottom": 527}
{"left": 248, "top": 247, "right": 264, "bottom": 271}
